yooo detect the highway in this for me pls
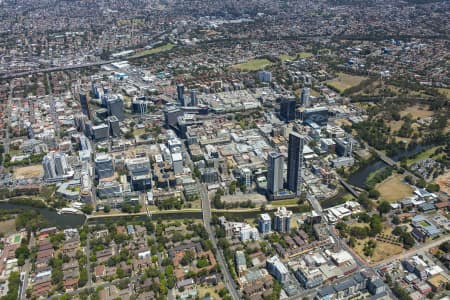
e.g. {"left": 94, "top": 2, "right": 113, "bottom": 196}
{"left": 199, "top": 183, "right": 240, "bottom": 300}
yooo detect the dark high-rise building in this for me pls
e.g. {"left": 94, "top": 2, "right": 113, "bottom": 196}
{"left": 280, "top": 98, "right": 297, "bottom": 122}
{"left": 300, "top": 107, "right": 329, "bottom": 126}
{"left": 95, "top": 154, "right": 114, "bottom": 179}
{"left": 79, "top": 91, "right": 91, "bottom": 120}
{"left": 190, "top": 89, "right": 198, "bottom": 107}
{"left": 132, "top": 100, "right": 148, "bottom": 114}
{"left": 164, "top": 106, "right": 184, "bottom": 127}
{"left": 108, "top": 116, "right": 120, "bottom": 137}
{"left": 177, "top": 83, "right": 185, "bottom": 106}
{"left": 267, "top": 152, "right": 284, "bottom": 195}
{"left": 287, "top": 132, "right": 304, "bottom": 196}
{"left": 106, "top": 95, "right": 124, "bottom": 121}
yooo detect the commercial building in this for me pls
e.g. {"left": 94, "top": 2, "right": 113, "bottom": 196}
{"left": 257, "top": 70, "right": 272, "bottom": 83}
{"left": 97, "top": 181, "right": 122, "bottom": 199}
{"left": 43, "top": 152, "right": 72, "bottom": 181}
{"left": 335, "top": 137, "right": 353, "bottom": 157}
{"left": 177, "top": 83, "right": 185, "bottom": 106}
{"left": 299, "top": 107, "right": 329, "bottom": 127}
{"left": 235, "top": 251, "right": 247, "bottom": 276}
{"left": 79, "top": 91, "right": 91, "bottom": 120}
{"left": 266, "top": 256, "right": 289, "bottom": 283}
{"left": 190, "top": 89, "right": 198, "bottom": 107}
{"left": 126, "top": 157, "right": 152, "bottom": 191}
{"left": 240, "top": 168, "right": 252, "bottom": 188}
{"left": 172, "top": 152, "right": 183, "bottom": 174}
{"left": 267, "top": 152, "right": 284, "bottom": 195}
{"left": 95, "top": 154, "right": 115, "bottom": 179}
{"left": 164, "top": 106, "right": 184, "bottom": 127}
{"left": 92, "top": 123, "right": 109, "bottom": 141}
{"left": 132, "top": 100, "right": 149, "bottom": 114}
{"left": 287, "top": 132, "right": 304, "bottom": 196}
{"left": 280, "top": 98, "right": 297, "bottom": 122}
{"left": 301, "top": 88, "right": 310, "bottom": 107}
{"left": 258, "top": 213, "right": 272, "bottom": 234}
{"left": 295, "top": 267, "right": 323, "bottom": 289}
{"left": 274, "top": 206, "right": 292, "bottom": 233}
{"left": 106, "top": 94, "right": 124, "bottom": 121}
{"left": 108, "top": 116, "right": 120, "bottom": 137}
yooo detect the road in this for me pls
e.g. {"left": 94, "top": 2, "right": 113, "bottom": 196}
{"left": 86, "top": 233, "right": 93, "bottom": 288}
{"left": 19, "top": 233, "right": 35, "bottom": 299}
{"left": 199, "top": 183, "right": 240, "bottom": 300}
{"left": 3, "top": 81, "right": 14, "bottom": 156}
{"left": 373, "top": 234, "right": 450, "bottom": 268}
{"left": 0, "top": 60, "right": 116, "bottom": 80}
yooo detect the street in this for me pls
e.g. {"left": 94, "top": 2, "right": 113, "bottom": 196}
{"left": 199, "top": 183, "right": 240, "bottom": 300}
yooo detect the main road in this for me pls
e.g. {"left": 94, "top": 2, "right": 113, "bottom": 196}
{"left": 199, "top": 183, "right": 240, "bottom": 300}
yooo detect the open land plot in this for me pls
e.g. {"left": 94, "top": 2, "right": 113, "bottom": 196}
{"left": 400, "top": 105, "right": 433, "bottom": 119}
{"left": 270, "top": 199, "right": 298, "bottom": 207}
{"left": 388, "top": 120, "right": 404, "bottom": 132}
{"left": 129, "top": 43, "right": 175, "bottom": 58}
{"left": 435, "top": 171, "right": 450, "bottom": 195}
{"left": 376, "top": 174, "right": 414, "bottom": 202}
{"left": 279, "top": 52, "right": 313, "bottom": 61}
{"left": 294, "top": 88, "right": 320, "bottom": 98}
{"left": 298, "top": 52, "right": 314, "bottom": 58}
{"left": 0, "top": 220, "right": 17, "bottom": 234}
{"left": 13, "top": 164, "right": 43, "bottom": 179}
{"left": 437, "top": 88, "right": 450, "bottom": 100}
{"left": 326, "top": 72, "right": 368, "bottom": 93}
{"left": 231, "top": 59, "right": 273, "bottom": 71}
{"left": 198, "top": 282, "right": 225, "bottom": 300}
{"left": 353, "top": 238, "right": 403, "bottom": 264}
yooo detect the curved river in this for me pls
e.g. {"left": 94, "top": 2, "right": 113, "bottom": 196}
{"left": 0, "top": 202, "right": 86, "bottom": 228}
{"left": 348, "top": 144, "right": 430, "bottom": 188}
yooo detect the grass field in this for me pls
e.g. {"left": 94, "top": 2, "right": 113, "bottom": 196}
{"left": 231, "top": 59, "right": 273, "bottom": 71}
{"left": 437, "top": 88, "right": 450, "bottom": 100}
{"left": 0, "top": 220, "right": 17, "bottom": 234}
{"left": 294, "top": 88, "right": 320, "bottom": 98}
{"left": 353, "top": 226, "right": 403, "bottom": 264}
{"left": 279, "top": 52, "right": 313, "bottom": 61}
{"left": 198, "top": 282, "right": 225, "bottom": 300}
{"left": 130, "top": 43, "right": 175, "bottom": 58}
{"left": 270, "top": 199, "right": 298, "bottom": 207}
{"left": 13, "top": 165, "right": 43, "bottom": 179}
{"left": 435, "top": 172, "right": 450, "bottom": 195}
{"left": 354, "top": 239, "right": 403, "bottom": 264}
{"left": 400, "top": 105, "right": 433, "bottom": 119}
{"left": 327, "top": 72, "right": 367, "bottom": 93}
{"left": 405, "top": 146, "right": 440, "bottom": 166}
{"left": 376, "top": 174, "right": 414, "bottom": 202}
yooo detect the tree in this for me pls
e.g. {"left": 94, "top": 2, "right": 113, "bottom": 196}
{"left": 369, "top": 215, "right": 382, "bottom": 237}
{"left": 378, "top": 201, "right": 391, "bottom": 216}
{"left": 78, "top": 268, "right": 88, "bottom": 287}
{"left": 400, "top": 232, "right": 415, "bottom": 249}
{"left": 392, "top": 215, "right": 400, "bottom": 225}
{"left": 81, "top": 204, "right": 94, "bottom": 215}
{"left": 15, "top": 245, "right": 30, "bottom": 260}
{"left": 103, "top": 205, "right": 111, "bottom": 213}
{"left": 368, "top": 189, "right": 380, "bottom": 199}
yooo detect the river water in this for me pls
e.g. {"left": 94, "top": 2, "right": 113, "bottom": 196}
{"left": 348, "top": 144, "right": 430, "bottom": 188}
{"left": 0, "top": 203, "right": 86, "bottom": 228}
